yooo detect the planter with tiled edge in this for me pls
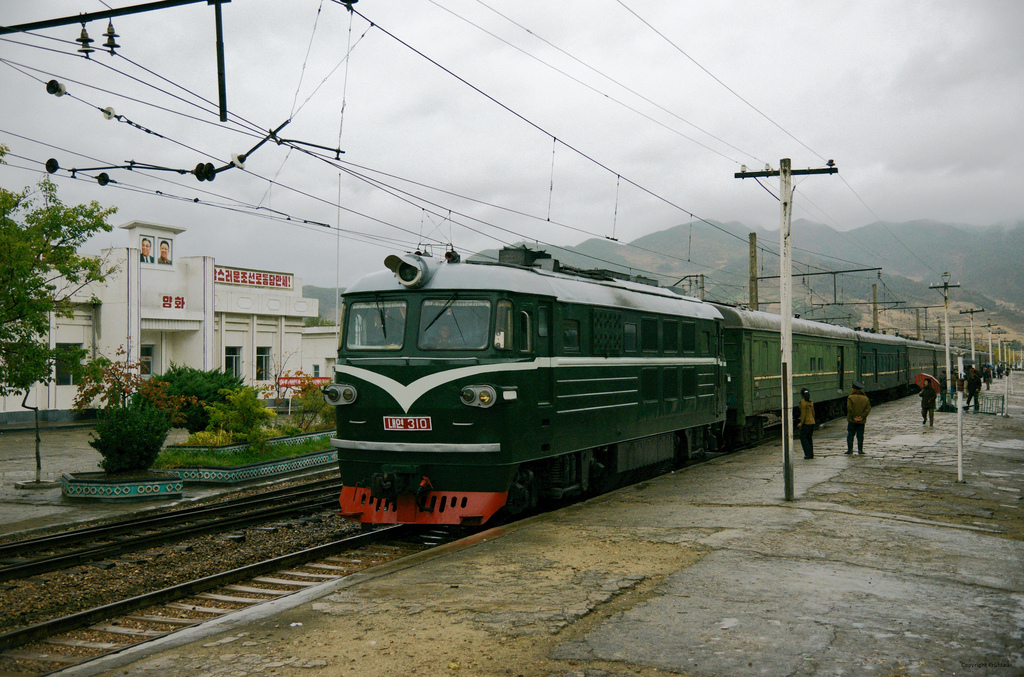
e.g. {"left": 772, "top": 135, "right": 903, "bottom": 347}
{"left": 171, "top": 448, "right": 338, "bottom": 486}
{"left": 61, "top": 471, "right": 184, "bottom": 502}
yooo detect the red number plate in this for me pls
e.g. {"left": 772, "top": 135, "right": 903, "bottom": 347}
{"left": 383, "top": 416, "right": 432, "bottom": 431}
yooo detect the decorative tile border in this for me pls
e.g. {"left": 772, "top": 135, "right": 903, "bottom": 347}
{"left": 172, "top": 449, "right": 338, "bottom": 486}
{"left": 62, "top": 472, "right": 184, "bottom": 502}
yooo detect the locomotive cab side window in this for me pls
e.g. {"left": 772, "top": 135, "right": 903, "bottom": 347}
{"left": 492, "top": 300, "right": 514, "bottom": 350}
{"left": 520, "top": 311, "right": 533, "bottom": 353}
{"left": 538, "top": 306, "right": 550, "bottom": 338}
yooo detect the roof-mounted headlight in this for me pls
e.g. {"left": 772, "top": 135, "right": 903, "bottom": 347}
{"left": 323, "top": 383, "right": 358, "bottom": 406}
{"left": 384, "top": 253, "right": 432, "bottom": 289}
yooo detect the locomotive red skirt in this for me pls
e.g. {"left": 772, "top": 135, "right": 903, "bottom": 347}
{"left": 338, "top": 485, "right": 508, "bottom": 526}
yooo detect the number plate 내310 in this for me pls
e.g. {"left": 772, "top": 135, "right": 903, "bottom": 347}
{"left": 383, "top": 416, "right": 432, "bottom": 431}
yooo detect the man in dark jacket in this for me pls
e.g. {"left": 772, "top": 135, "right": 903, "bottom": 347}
{"left": 965, "top": 368, "right": 982, "bottom": 413}
{"left": 919, "top": 377, "right": 937, "bottom": 426}
{"left": 845, "top": 382, "right": 871, "bottom": 455}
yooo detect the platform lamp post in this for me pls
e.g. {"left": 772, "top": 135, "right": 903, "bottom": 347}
{"left": 959, "top": 308, "right": 984, "bottom": 365}
{"left": 735, "top": 158, "right": 838, "bottom": 502}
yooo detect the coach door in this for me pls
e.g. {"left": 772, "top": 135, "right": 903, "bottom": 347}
{"left": 837, "top": 346, "right": 845, "bottom": 390}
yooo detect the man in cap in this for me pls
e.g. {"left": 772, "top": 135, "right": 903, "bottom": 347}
{"left": 796, "top": 388, "right": 815, "bottom": 459}
{"left": 845, "top": 381, "right": 871, "bottom": 455}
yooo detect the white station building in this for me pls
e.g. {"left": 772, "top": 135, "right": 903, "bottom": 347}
{"left": 1, "top": 221, "right": 338, "bottom": 426}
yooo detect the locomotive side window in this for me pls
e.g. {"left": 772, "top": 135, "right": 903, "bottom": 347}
{"left": 347, "top": 300, "right": 407, "bottom": 350}
{"left": 493, "top": 300, "right": 513, "bottom": 350}
{"left": 520, "top": 311, "right": 533, "bottom": 353}
{"left": 563, "top": 320, "right": 580, "bottom": 351}
{"left": 420, "top": 299, "right": 492, "bottom": 350}
{"left": 641, "top": 317, "right": 659, "bottom": 352}
{"left": 538, "top": 306, "right": 550, "bottom": 337}
{"left": 623, "top": 323, "right": 637, "bottom": 352}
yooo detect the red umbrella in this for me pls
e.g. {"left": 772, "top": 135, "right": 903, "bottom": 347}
{"left": 915, "top": 373, "right": 941, "bottom": 392}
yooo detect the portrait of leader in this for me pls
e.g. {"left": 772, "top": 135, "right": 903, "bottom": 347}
{"left": 158, "top": 239, "right": 172, "bottom": 265}
{"left": 140, "top": 237, "right": 155, "bottom": 263}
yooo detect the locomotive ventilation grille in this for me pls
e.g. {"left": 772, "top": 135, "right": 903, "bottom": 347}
{"left": 358, "top": 490, "right": 471, "bottom": 514}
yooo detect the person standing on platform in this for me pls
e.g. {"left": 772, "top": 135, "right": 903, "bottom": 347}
{"left": 919, "top": 377, "right": 937, "bottom": 427}
{"left": 965, "top": 367, "right": 982, "bottom": 413}
{"left": 845, "top": 382, "right": 871, "bottom": 455}
{"left": 797, "top": 388, "right": 815, "bottom": 459}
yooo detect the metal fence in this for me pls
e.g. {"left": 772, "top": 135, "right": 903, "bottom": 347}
{"left": 977, "top": 394, "right": 1005, "bottom": 415}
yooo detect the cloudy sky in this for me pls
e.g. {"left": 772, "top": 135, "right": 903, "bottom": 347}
{"left": 2, "top": 1, "right": 1022, "bottom": 288}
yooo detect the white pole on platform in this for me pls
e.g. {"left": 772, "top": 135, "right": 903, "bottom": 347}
{"left": 779, "top": 159, "right": 794, "bottom": 502}
{"left": 957, "top": 356, "right": 964, "bottom": 483}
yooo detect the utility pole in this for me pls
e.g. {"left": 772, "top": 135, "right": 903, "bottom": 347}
{"left": 959, "top": 308, "right": 984, "bottom": 364}
{"left": 915, "top": 309, "right": 921, "bottom": 341}
{"left": 735, "top": 158, "right": 837, "bottom": 502}
{"left": 983, "top": 323, "right": 995, "bottom": 367}
{"left": 872, "top": 284, "right": 879, "bottom": 332}
{"left": 749, "top": 233, "right": 758, "bottom": 311}
{"left": 930, "top": 273, "right": 961, "bottom": 395}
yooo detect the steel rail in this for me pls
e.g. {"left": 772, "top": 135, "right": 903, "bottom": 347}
{"left": 0, "top": 525, "right": 411, "bottom": 652}
{"left": 0, "top": 493, "right": 342, "bottom": 583}
{"left": 0, "top": 479, "right": 342, "bottom": 559}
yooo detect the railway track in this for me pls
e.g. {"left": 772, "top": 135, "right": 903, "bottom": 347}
{"left": 0, "top": 478, "right": 344, "bottom": 583}
{"left": 0, "top": 525, "right": 429, "bottom": 675}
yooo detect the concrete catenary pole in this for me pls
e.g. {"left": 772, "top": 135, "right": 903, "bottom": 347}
{"left": 749, "top": 232, "right": 758, "bottom": 311}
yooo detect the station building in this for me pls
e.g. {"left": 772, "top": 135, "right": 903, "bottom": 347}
{"left": 0, "top": 221, "right": 338, "bottom": 426}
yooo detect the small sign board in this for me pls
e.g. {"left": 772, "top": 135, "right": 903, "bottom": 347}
{"left": 383, "top": 416, "right": 432, "bottom": 431}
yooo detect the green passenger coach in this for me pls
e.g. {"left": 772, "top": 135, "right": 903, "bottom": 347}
{"left": 326, "top": 247, "right": 727, "bottom": 526}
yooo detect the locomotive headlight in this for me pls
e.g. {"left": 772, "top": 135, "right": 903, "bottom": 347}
{"left": 459, "top": 385, "right": 497, "bottom": 408}
{"left": 323, "top": 383, "right": 358, "bottom": 406}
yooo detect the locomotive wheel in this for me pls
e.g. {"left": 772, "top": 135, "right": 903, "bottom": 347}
{"left": 506, "top": 469, "right": 537, "bottom": 515}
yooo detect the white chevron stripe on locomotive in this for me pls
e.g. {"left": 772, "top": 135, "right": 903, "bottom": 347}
{"left": 334, "top": 356, "right": 720, "bottom": 414}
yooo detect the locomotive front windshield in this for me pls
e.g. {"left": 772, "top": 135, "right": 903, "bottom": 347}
{"left": 345, "top": 297, "right": 494, "bottom": 351}
{"left": 346, "top": 300, "right": 407, "bottom": 350}
{"left": 418, "top": 298, "right": 491, "bottom": 350}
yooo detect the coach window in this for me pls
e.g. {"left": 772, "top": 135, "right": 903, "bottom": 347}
{"left": 681, "top": 321, "right": 696, "bottom": 352}
{"left": 623, "top": 323, "right": 637, "bottom": 352}
{"left": 563, "top": 319, "right": 580, "bottom": 352}
{"left": 520, "top": 311, "right": 533, "bottom": 353}
{"left": 641, "top": 317, "right": 659, "bottom": 352}
{"left": 493, "top": 300, "right": 514, "bottom": 350}
{"left": 663, "top": 320, "right": 679, "bottom": 352}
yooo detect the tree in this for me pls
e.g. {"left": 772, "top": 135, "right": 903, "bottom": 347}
{"left": 0, "top": 148, "right": 116, "bottom": 396}
{"left": 0, "top": 146, "right": 116, "bottom": 482}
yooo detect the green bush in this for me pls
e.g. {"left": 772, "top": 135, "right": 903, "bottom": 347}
{"left": 152, "top": 365, "right": 244, "bottom": 433}
{"left": 182, "top": 429, "right": 236, "bottom": 447}
{"left": 89, "top": 404, "right": 172, "bottom": 474}
{"left": 206, "top": 387, "right": 276, "bottom": 450}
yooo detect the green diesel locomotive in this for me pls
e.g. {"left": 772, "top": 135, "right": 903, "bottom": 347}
{"left": 326, "top": 247, "right": 726, "bottom": 526}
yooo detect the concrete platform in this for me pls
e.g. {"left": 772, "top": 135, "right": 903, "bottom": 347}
{"left": 6, "top": 376, "right": 1023, "bottom": 676}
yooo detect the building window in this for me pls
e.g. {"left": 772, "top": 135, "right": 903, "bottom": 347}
{"left": 225, "top": 346, "right": 242, "bottom": 378}
{"left": 256, "top": 347, "right": 272, "bottom": 381}
{"left": 312, "top": 364, "right": 320, "bottom": 377}
{"left": 139, "top": 345, "right": 154, "bottom": 377}
{"left": 55, "top": 343, "right": 82, "bottom": 386}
